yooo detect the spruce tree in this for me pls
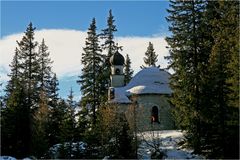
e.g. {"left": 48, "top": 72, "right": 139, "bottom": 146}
{"left": 4, "top": 48, "right": 22, "bottom": 99}
{"left": 46, "top": 73, "right": 62, "bottom": 146}
{"left": 141, "top": 42, "right": 158, "bottom": 68}
{"left": 100, "top": 9, "right": 118, "bottom": 57}
{"left": 97, "top": 105, "right": 136, "bottom": 159}
{"left": 17, "top": 22, "right": 39, "bottom": 110}
{"left": 3, "top": 22, "right": 40, "bottom": 157}
{"left": 32, "top": 90, "right": 49, "bottom": 158}
{"left": 38, "top": 38, "right": 53, "bottom": 92}
{"left": 0, "top": 80, "right": 3, "bottom": 108}
{"left": 77, "top": 18, "right": 103, "bottom": 124}
{"left": 59, "top": 97, "right": 76, "bottom": 158}
{"left": 67, "top": 87, "right": 76, "bottom": 109}
{"left": 66, "top": 88, "right": 77, "bottom": 140}
{"left": 166, "top": 0, "right": 209, "bottom": 154}
{"left": 75, "top": 101, "right": 89, "bottom": 141}
{"left": 62, "top": 89, "right": 76, "bottom": 136}
{"left": 124, "top": 54, "right": 134, "bottom": 84}
{"left": 32, "top": 40, "right": 53, "bottom": 156}
{"left": 48, "top": 73, "right": 59, "bottom": 108}
{"left": 2, "top": 46, "right": 29, "bottom": 157}
{"left": 99, "top": 9, "right": 120, "bottom": 101}
{"left": 2, "top": 84, "right": 28, "bottom": 158}
{"left": 206, "top": 1, "right": 239, "bottom": 158}
{"left": 2, "top": 22, "right": 60, "bottom": 158}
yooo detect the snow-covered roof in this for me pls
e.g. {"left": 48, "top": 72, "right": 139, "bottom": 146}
{"left": 110, "top": 67, "right": 172, "bottom": 103}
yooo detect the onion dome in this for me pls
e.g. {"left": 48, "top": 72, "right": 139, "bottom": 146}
{"left": 110, "top": 51, "right": 125, "bottom": 65}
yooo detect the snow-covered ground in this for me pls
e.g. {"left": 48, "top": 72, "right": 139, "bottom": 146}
{"left": 138, "top": 130, "right": 204, "bottom": 159}
{"left": 0, "top": 156, "right": 16, "bottom": 160}
{"left": 1, "top": 130, "right": 204, "bottom": 159}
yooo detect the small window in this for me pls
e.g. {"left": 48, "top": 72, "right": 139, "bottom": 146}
{"left": 151, "top": 106, "right": 160, "bottom": 124}
{"left": 115, "top": 68, "right": 120, "bottom": 75}
{"left": 109, "top": 88, "right": 115, "bottom": 99}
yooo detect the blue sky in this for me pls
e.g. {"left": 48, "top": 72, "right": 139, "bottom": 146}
{"left": 1, "top": 1, "right": 170, "bottom": 37}
{"left": 1, "top": 1, "right": 170, "bottom": 100}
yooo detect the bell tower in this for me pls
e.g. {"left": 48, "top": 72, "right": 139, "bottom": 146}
{"left": 109, "top": 50, "right": 125, "bottom": 87}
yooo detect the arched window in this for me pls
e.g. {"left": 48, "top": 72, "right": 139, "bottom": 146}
{"left": 151, "top": 106, "right": 160, "bottom": 124}
{"left": 115, "top": 68, "right": 120, "bottom": 75}
{"left": 109, "top": 87, "right": 115, "bottom": 100}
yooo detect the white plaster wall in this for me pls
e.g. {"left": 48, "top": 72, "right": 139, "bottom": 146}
{"left": 111, "top": 75, "right": 125, "bottom": 87}
{"left": 116, "top": 94, "right": 175, "bottom": 132}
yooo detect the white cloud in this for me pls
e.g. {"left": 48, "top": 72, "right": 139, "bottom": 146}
{"left": 116, "top": 36, "right": 169, "bottom": 74}
{"left": 0, "top": 29, "right": 169, "bottom": 83}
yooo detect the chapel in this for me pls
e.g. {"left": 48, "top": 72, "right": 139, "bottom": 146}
{"left": 108, "top": 51, "right": 175, "bottom": 131}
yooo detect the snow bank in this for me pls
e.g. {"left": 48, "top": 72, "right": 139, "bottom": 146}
{"left": 138, "top": 130, "right": 204, "bottom": 159}
{"left": 0, "top": 156, "right": 16, "bottom": 160}
{"left": 48, "top": 141, "right": 87, "bottom": 158}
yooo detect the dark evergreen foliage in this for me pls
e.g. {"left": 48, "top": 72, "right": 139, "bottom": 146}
{"left": 100, "top": 9, "right": 119, "bottom": 58}
{"left": 5, "top": 22, "right": 40, "bottom": 157}
{"left": 17, "top": 22, "right": 39, "bottom": 110}
{"left": 166, "top": 0, "right": 239, "bottom": 158}
{"left": 1, "top": 22, "right": 61, "bottom": 158}
{"left": 205, "top": 1, "right": 239, "bottom": 158}
{"left": 60, "top": 88, "right": 77, "bottom": 143}
{"left": 93, "top": 105, "right": 136, "bottom": 159}
{"left": 141, "top": 42, "right": 158, "bottom": 68}
{"left": 99, "top": 9, "right": 120, "bottom": 101}
{"left": 32, "top": 90, "right": 49, "bottom": 158}
{"left": 75, "top": 101, "right": 89, "bottom": 141}
{"left": 1, "top": 84, "right": 29, "bottom": 158}
{"left": 124, "top": 54, "right": 134, "bottom": 84}
{"left": 77, "top": 18, "right": 103, "bottom": 124}
{"left": 38, "top": 39, "right": 53, "bottom": 93}
{"left": 166, "top": 0, "right": 209, "bottom": 154}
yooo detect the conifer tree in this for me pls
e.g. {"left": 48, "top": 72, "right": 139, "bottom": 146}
{"left": 38, "top": 38, "right": 53, "bottom": 92}
{"left": 99, "top": 9, "right": 120, "bottom": 100}
{"left": 77, "top": 18, "right": 103, "bottom": 124}
{"left": 166, "top": 1, "right": 239, "bottom": 158}
{"left": 61, "top": 89, "right": 77, "bottom": 141}
{"left": 75, "top": 101, "right": 89, "bottom": 141}
{"left": 46, "top": 73, "right": 63, "bottom": 146}
{"left": 3, "top": 22, "right": 40, "bottom": 157}
{"left": 67, "top": 87, "right": 75, "bottom": 108}
{"left": 166, "top": 0, "right": 209, "bottom": 154}
{"left": 100, "top": 9, "right": 119, "bottom": 60}
{"left": 124, "top": 54, "right": 134, "bottom": 84}
{"left": 2, "top": 84, "right": 28, "bottom": 158}
{"left": 0, "top": 80, "right": 3, "bottom": 108}
{"left": 97, "top": 105, "right": 136, "bottom": 159}
{"left": 48, "top": 73, "right": 59, "bottom": 108}
{"left": 2, "top": 22, "right": 61, "bottom": 158}
{"left": 35, "top": 40, "right": 53, "bottom": 151}
{"left": 5, "top": 48, "right": 21, "bottom": 96}
{"left": 66, "top": 88, "right": 78, "bottom": 142}
{"left": 141, "top": 42, "right": 158, "bottom": 68}
{"left": 32, "top": 90, "right": 49, "bottom": 158}
{"left": 206, "top": 1, "right": 239, "bottom": 158}
{"left": 17, "top": 22, "right": 39, "bottom": 110}
{"left": 2, "top": 46, "right": 29, "bottom": 157}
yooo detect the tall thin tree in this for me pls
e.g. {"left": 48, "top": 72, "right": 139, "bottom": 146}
{"left": 99, "top": 9, "right": 120, "bottom": 100}
{"left": 38, "top": 38, "right": 53, "bottom": 92}
{"left": 124, "top": 54, "right": 134, "bottom": 84}
{"left": 17, "top": 22, "right": 39, "bottom": 109}
{"left": 77, "top": 18, "right": 103, "bottom": 124}
{"left": 166, "top": 0, "right": 208, "bottom": 154}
